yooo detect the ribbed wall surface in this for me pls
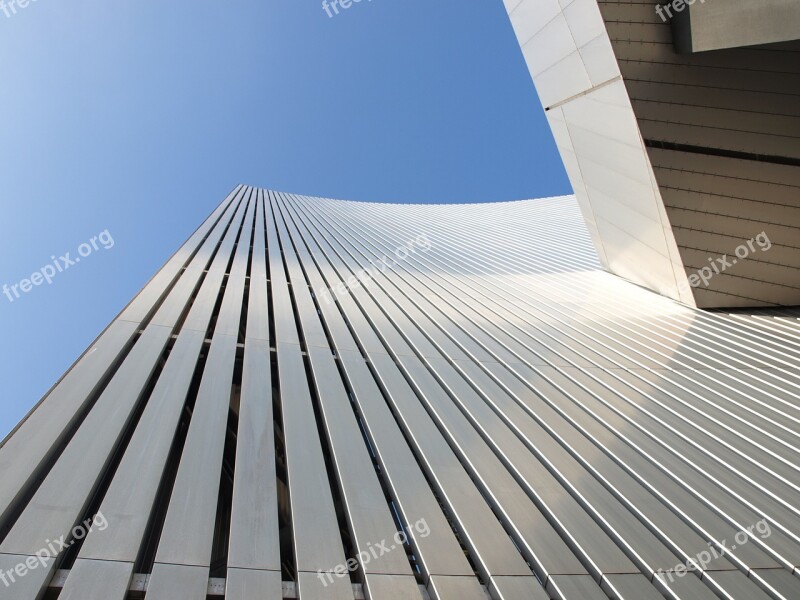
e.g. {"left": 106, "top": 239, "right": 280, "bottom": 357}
{"left": 1, "top": 187, "right": 800, "bottom": 600}
{"left": 599, "top": 1, "right": 800, "bottom": 307}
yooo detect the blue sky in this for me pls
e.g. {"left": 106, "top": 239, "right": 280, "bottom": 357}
{"left": 0, "top": 0, "right": 570, "bottom": 438}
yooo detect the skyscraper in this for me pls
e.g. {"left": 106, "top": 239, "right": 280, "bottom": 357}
{"left": 1, "top": 186, "right": 798, "bottom": 600}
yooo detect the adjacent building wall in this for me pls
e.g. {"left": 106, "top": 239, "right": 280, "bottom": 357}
{"left": 505, "top": 0, "right": 800, "bottom": 307}
{"left": 672, "top": 0, "right": 800, "bottom": 53}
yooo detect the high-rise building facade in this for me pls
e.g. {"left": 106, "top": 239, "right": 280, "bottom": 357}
{"left": 1, "top": 187, "right": 799, "bottom": 600}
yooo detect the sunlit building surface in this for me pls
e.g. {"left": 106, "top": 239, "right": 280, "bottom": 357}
{"left": 1, "top": 187, "right": 799, "bottom": 600}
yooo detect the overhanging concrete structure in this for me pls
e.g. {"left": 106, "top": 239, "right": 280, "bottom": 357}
{"left": 1, "top": 186, "right": 800, "bottom": 600}
{"left": 505, "top": 0, "right": 800, "bottom": 308}
{"left": 672, "top": 0, "right": 800, "bottom": 53}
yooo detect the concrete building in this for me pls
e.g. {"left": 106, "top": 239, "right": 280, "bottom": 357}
{"left": 1, "top": 187, "right": 799, "bottom": 600}
{"left": 504, "top": 0, "right": 800, "bottom": 307}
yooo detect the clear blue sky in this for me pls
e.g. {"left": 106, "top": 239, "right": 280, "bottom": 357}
{"left": 0, "top": 0, "right": 570, "bottom": 438}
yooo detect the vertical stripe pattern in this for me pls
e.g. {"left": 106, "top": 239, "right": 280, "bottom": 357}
{"left": 0, "top": 187, "right": 799, "bottom": 600}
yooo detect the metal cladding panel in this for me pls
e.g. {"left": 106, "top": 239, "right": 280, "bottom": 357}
{"left": 76, "top": 328, "right": 208, "bottom": 563}
{"left": 0, "top": 554, "right": 53, "bottom": 600}
{"left": 304, "top": 342, "right": 418, "bottom": 577}
{"left": 58, "top": 559, "right": 133, "bottom": 600}
{"left": 273, "top": 340, "right": 347, "bottom": 569}
{"left": 228, "top": 195, "right": 281, "bottom": 573}
{"left": 225, "top": 568, "right": 283, "bottom": 600}
{"left": 296, "top": 570, "right": 355, "bottom": 600}
{"left": 151, "top": 333, "right": 238, "bottom": 566}
{"left": 146, "top": 563, "right": 210, "bottom": 600}
{"left": 0, "top": 186, "right": 799, "bottom": 600}
{"left": 268, "top": 193, "right": 348, "bottom": 576}
{"left": 489, "top": 576, "right": 551, "bottom": 600}
{"left": 228, "top": 338, "right": 280, "bottom": 571}
{"left": 0, "top": 324, "right": 174, "bottom": 556}
{"left": 151, "top": 198, "right": 254, "bottom": 566}
{"left": 334, "top": 349, "right": 479, "bottom": 581}
{"left": 0, "top": 319, "right": 139, "bottom": 525}
{"left": 600, "top": 574, "right": 668, "bottom": 600}
{"left": 362, "top": 574, "right": 425, "bottom": 600}
{"left": 427, "top": 575, "right": 489, "bottom": 600}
